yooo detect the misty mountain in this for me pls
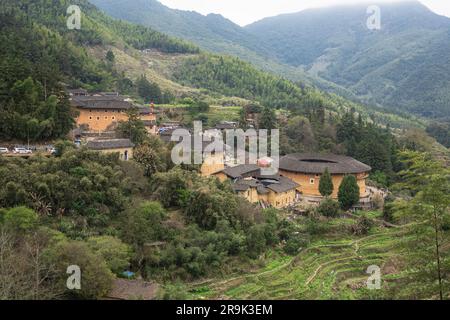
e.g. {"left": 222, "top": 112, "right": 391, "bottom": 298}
{"left": 245, "top": 1, "right": 450, "bottom": 118}
{"left": 89, "top": 0, "right": 275, "bottom": 62}
{"left": 91, "top": 0, "right": 450, "bottom": 118}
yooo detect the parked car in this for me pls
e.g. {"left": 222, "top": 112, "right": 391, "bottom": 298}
{"left": 49, "top": 147, "right": 57, "bottom": 155}
{"left": 13, "top": 147, "right": 32, "bottom": 154}
{"left": 0, "top": 147, "right": 9, "bottom": 154}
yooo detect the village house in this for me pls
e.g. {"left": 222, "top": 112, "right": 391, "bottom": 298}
{"left": 159, "top": 126, "right": 372, "bottom": 208}
{"left": 67, "top": 88, "right": 88, "bottom": 97}
{"left": 278, "top": 153, "right": 371, "bottom": 199}
{"left": 214, "top": 121, "right": 238, "bottom": 131}
{"left": 213, "top": 164, "right": 299, "bottom": 209}
{"left": 70, "top": 94, "right": 157, "bottom": 134}
{"left": 202, "top": 152, "right": 371, "bottom": 208}
{"left": 86, "top": 139, "right": 135, "bottom": 161}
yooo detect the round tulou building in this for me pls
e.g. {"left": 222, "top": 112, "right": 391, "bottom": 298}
{"left": 279, "top": 153, "right": 372, "bottom": 199}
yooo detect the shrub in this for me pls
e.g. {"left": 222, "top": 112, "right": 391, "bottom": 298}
{"left": 383, "top": 196, "right": 396, "bottom": 222}
{"left": 305, "top": 217, "right": 328, "bottom": 236}
{"left": 317, "top": 198, "right": 341, "bottom": 218}
{"left": 48, "top": 241, "right": 114, "bottom": 299}
{"left": 284, "top": 233, "right": 309, "bottom": 255}
{"left": 319, "top": 168, "right": 334, "bottom": 197}
{"left": 87, "top": 236, "right": 132, "bottom": 275}
{"left": 351, "top": 215, "right": 373, "bottom": 236}
{"left": 246, "top": 224, "right": 267, "bottom": 258}
{"left": 372, "top": 193, "right": 384, "bottom": 210}
{"left": 2, "top": 207, "right": 38, "bottom": 232}
{"left": 338, "top": 175, "right": 360, "bottom": 210}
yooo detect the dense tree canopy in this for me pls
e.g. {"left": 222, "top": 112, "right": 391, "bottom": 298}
{"left": 319, "top": 168, "right": 334, "bottom": 197}
{"left": 338, "top": 175, "right": 360, "bottom": 210}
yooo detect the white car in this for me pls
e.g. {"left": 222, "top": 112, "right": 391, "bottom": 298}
{"left": 13, "top": 147, "right": 32, "bottom": 154}
{"left": 0, "top": 147, "right": 9, "bottom": 154}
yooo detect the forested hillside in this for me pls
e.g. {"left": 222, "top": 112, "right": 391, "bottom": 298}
{"left": 89, "top": 0, "right": 275, "bottom": 64}
{"left": 89, "top": 0, "right": 450, "bottom": 120}
{"left": 0, "top": 0, "right": 439, "bottom": 142}
{"left": 1, "top": 0, "right": 449, "bottom": 301}
{"left": 172, "top": 54, "right": 311, "bottom": 109}
{"left": 0, "top": 0, "right": 197, "bottom": 141}
{"left": 245, "top": 1, "right": 450, "bottom": 119}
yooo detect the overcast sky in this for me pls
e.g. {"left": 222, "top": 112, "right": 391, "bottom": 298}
{"left": 158, "top": 0, "right": 450, "bottom": 26}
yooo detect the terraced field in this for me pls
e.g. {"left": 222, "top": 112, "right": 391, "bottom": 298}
{"left": 188, "top": 215, "right": 413, "bottom": 300}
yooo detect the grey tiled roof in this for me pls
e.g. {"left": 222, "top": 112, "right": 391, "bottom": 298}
{"left": 71, "top": 96, "right": 133, "bottom": 110}
{"left": 265, "top": 176, "right": 299, "bottom": 193}
{"left": 280, "top": 153, "right": 371, "bottom": 174}
{"left": 257, "top": 185, "right": 270, "bottom": 195}
{"left": 232, "top": 183, "right": 250, "bottom": 192}
{"left": 68, "top": 88, "right": 88, "bottom": 95}
{"left": 231, "top": 175, "right": 299, "bottom": 195}
{"left": 222, "top": 164, "right": 261, "bottom": 179}
{"left": 86, "top": 139, "right": 134, "bottom": 150}
{"left": 215, "top": 123, "right": 236, "bottom": 130}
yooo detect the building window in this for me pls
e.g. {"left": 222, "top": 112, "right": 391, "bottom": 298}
{"left": 96, "top": 117, "right": 100, "bottom": 120}
{"left": 89, "top": 116, "right": 92, "bottom": 120}
{"left": 89, "top": 110, "right": 92, "bottom": 112}
{"left": 112, "top": 116, "right": 115, "bottom": 120}
{"left": 105, "top": 110, "right": 108, "bottom": 113}
{"left": 310, "top": 178, "right": 315, "bottom": 185}
{"left": 105, "top": 117, "right": 108, "bottom": 120}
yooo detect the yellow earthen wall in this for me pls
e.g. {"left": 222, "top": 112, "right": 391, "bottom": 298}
{"left": 238, "top": 188, "right": 296, "bottom": 208}
{"left": 267, "top": 189, "right": 297, "bottom": 208}
{"left": 201, "top": 153, "right": 226, "bottom": 177}
{"left": 76, "top": 108, "right": 156, "bottom": 132}
{"left": 279, "top": 170, "right": 369, "bottom": 198}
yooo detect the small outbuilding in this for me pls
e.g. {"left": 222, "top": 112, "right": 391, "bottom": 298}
{"left": 86, "top": 139, "right": 135, "bottom": 161}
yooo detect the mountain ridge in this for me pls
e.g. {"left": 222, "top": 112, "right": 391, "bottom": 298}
{"left": 89, "top": 0, "right": 450, "bottom": 119}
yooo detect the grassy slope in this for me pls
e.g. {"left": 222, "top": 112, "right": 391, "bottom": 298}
{"left": 95, "top": 44, "right": 426, "bottom": 129}
{"left": 185, "top": 212, "right": 421, "bottom": 300}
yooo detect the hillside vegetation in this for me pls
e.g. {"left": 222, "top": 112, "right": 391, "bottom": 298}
{"left": 245, "top": 1, "right": 450, "bottom": 119}
{"left": 0, "top": 0, "right": 198, "bottom": 141}
{"left": 1, "top": 0, "right": 425, "bottom": 143}
{"left": 90, "top": 0, "right": 450, "bottom": 120}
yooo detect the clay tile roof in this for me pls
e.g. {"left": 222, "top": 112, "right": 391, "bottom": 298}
{"left": 265, "top": 176, "right": 299, "bottom": 193}
{"left": 215, "top": 123, "right": 236, "bottom": 130}
{"left": 279, "top": 153, "right": 371, "bottom": 174}
{"left": 86, "top": 139, "right": 134, "bottom": 150}
{"left": 67, "top": 88, "right": 88, "bottom": 95}
{"left": 71, "top": 96, "right": 133, "bottom": 110}
{"left": 231, "top": 175, "right": 298, "bottom": 195}
{"left": 257, "top": 185, "right": 270, "bottom": 194}
{"left": 222, "top": 164, "right": 261, "bottom": 179}
{"left": 232, "top": 183, "right": 250, "bottom": 192}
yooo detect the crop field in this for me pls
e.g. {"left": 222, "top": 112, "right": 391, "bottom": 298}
{"left": 187, "top": 213, "right": 414, "bottom": 300}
